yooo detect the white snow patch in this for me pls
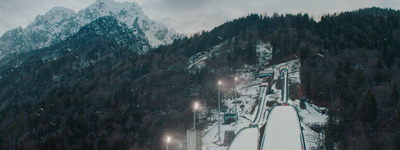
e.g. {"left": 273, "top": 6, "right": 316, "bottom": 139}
{"left": 52, "top": 75, "right": 61, "bottom": 82}
{"left": 187, "top": 51, "right": 209, "bottom": 73}
{"left": 256, "top": 42, "right": 273, "bottom": 66}
{"left": 290, "top": 100, "right": 328, "bottom": 149}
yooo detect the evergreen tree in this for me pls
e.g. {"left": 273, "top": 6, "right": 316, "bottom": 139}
{"left": 396, "top": 115, "right": 400, "bottom": 149}
{"left": 392, "top": 82, "right": 399, "bottom": 104}
{"left": 324, "top": 113, "right": 337, "bottom": 150}
{"left": 361, "top": 90, "right": 378, "bottom": 123}
{"left": 300, "top": 45, "right": 310, "bottom": 61}
{"left": 376, "top": 59, "right": 384, "bottom": 69}
{"left": 45, "top": 136, "right": 62, "bottom": 150}
{"left": 353, "top": 68, "right": 364, "bottom": 89}
{"left": 398, "top": 61, "right": 400, "bottom": 69}
{"left": 384, "top": 45, "right": 395, "bottom": 67}
{"left": 374, "top": 70, "right": 387, "bottom": 84}
{"left": 113, "top": 139, "right": 129, "bottom": 150}
{"left": 343, "top": 61, "right": 352, "bottom": 74}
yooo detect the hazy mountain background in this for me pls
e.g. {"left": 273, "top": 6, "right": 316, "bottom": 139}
{"left": 0, "top": 0, "right": 183, "bottom": 60}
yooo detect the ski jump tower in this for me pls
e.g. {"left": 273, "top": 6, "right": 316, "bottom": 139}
{"left": 279, "top": 66, "right": 290, "bottom": 103}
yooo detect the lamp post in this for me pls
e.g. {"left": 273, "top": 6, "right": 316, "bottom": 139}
{"left": 218, "top": 80, "right": 221, "bottom": 141}
{"left": 166, "top": 136, "right": 171, "bottom": 150}
{"left": 234, "top": 77, "right": 238, "bottom": 124}
{"left": 193, "top": 102, "right": 199, "bottom": 130}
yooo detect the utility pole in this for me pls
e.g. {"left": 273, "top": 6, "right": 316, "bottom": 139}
{"left": 193, "top": 102, "right": 199, "bottom": 130}
{"left": 235, "top": 77, "right": 238, "bottom": 124}
{"left": 166, "top": 136, "right": 170, "bottom": 150}
{"left": 218, "top": 81, "right": 221, "bottom": 141}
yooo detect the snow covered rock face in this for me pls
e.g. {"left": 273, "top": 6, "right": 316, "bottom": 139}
{"left": 28, "top": 7, "right": 76, "bottom": 28}
{"left": 0, "top": 0, "right": 183, "bottom": 58}
{"left": 74, "top": 16, "right": 150, "bottom": 54}
{"left": 0, "top": 27, "right": 33, "bottom": 60}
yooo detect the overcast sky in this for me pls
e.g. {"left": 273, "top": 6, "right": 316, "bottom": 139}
{"left": 0, "top": 0, "right": 399, "bottom": 36}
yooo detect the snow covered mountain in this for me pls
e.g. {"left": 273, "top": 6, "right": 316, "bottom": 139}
{"left": 0, "top": 0, "right": 183, "bottom": 58}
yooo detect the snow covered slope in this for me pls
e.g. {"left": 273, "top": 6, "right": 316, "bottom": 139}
{"left": 0, "top": 0, "right": 183, "bottom": 58}
{"left": 228, "top": 127, "right": 259, "bottom": 150}
{"left": 202, "top": 55, "right": 327, "bottom": 149}
{"left": 260, "top": 106, "right": 304, "bottom": 150}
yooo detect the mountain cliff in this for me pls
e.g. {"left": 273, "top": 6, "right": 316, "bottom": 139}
{"left": 0, "top": 0, "right": 183, "bottom": 59}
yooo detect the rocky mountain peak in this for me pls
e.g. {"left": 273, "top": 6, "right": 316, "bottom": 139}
{"left": 28, "top": 7, "right": 75, "bottom": 29}
{"left": 76, "top": 0, "right": 145, "bottom": 28}
{"left": 72, "top": 16, "right": 149, "bottom": 53}
{"left": 0, "top": 0, "right": 183, "bottom": 59}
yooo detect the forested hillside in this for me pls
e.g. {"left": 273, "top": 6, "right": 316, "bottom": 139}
{"left": 299, "top": 8, "right": 400, "bottom": 149}
{"left": 0, "top": 7, "right": 399, "bottom": 150}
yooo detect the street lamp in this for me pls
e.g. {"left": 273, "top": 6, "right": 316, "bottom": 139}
{"left": 218, "top": 80, "right": 221, "bottom": 141}
{"left": 234, "top": 77, "right": 238, "bottom": 124}
{"left": 193, "top": 102, "right": 199, "bottom": 130}
{"left": 166, "top": 136, "right": 171, "bottom": 150}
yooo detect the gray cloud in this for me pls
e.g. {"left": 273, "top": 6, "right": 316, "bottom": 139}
{"left": 0, "top": 0, "right": 399, "bottom": 36}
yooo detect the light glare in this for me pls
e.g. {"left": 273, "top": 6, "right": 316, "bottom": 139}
{"left": 166, "top": 136, "right": 171, "bottom": 143}
{"left": 194, "top": 102, "right": 199, "bottom": 110}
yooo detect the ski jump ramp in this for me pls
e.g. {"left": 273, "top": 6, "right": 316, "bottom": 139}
{"left": 228, "top": 127, "right": 259, "bottom": 150}
{"left": 229, "top": 65, "right": 305, "bottom": 150}
{"left": 228, "top": 105, "right": 306, "bottom": 150}
{"left": 259, "top": 105, "right": 306, "bottom": 150}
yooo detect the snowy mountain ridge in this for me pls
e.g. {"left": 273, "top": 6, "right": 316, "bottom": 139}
{"left": 0, "top": 0, "right": 184, "bottom": 58}
{"left": 27, "top": 7, "right": 76, "bottom": 30}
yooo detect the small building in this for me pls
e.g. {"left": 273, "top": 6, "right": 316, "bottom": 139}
{"left": 170, "top": 138, "right": 187, "bottom": 150}
{"left": 260, "top": 82, "right": 269, "bottom": 87}
{"left": 260, "top": 76, "right": 273, "bottom": 93}
{"left": 224, "top": 130, "right": 235, "bottom": 146}
{"left": 187, "top": 130, "right": 202, "bottom": 150}
{"left": 279, "top": 66, "right": 289, "bottom": 74}
{"left": 223, "top": 113, "right": 238, "bottom": 124}
{"left": 279, "top": 65, "right": 290, "bottom": 79}
{"left": 165, "top": 133, "right": 187, "bottom": 150}
{"left": 260, "top": 76, "right": 272, "bottom": 87}
{"left": 258, "top": 70, "right": 274, "bottom": 78}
